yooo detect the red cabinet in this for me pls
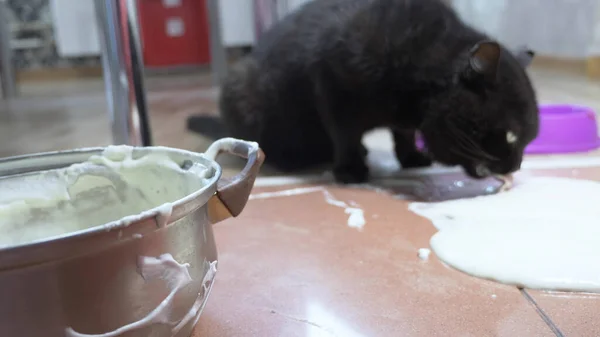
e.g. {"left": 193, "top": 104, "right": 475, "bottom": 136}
{"left": 136, "top": 0, "right": 211, "bottom": 67}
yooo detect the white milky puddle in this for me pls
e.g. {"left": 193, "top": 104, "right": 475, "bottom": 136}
{"left": 409, "top": 176, "right": 600, "bottom": 292}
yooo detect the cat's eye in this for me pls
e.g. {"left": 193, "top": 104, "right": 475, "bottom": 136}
{"left": 506, "top": 131, "right": 518, "bottom": 144}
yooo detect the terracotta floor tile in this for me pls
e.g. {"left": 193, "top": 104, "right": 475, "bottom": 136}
{"left": 518, "top": 167, "right": 600, "bottom": 337}
{"left": 524, "top": 290, "right": 600, "bottom": 337}
{"left": 527, "top": 166, "right": 600, "bottom": 181}
{"left": 193, "top": 185, "right": 552, "bottom": 336}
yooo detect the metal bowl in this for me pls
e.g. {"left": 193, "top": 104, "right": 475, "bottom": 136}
{"left": 0, "top": 138, "right": 264, "bottom": 337}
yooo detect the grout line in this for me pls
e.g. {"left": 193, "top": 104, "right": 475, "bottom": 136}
{"left": 520, "top": 289, "right": 566, "bottom": 337}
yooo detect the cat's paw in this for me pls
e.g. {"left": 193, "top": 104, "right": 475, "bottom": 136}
{"left": 399, "top": 151, "right": 433, "bottom": 169}
{"left": 333, "top": 161, "right": 369, "bottom": 184}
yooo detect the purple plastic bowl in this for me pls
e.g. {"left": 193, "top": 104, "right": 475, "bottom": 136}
{"left": 415, "top": 104, "right": 600, "bottom": 154}
{"left": 525, "top": 104, "right": 600, "bottom": 154}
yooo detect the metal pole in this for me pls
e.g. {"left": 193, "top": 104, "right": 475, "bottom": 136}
{"left": 0, "top": 0, "right": 16, "bottom": 99}
{"left": 206, "top": 0, "right": 227, "bottom": 85}
{"left": 94, "top": 0, "right": 151, "bottom": 146}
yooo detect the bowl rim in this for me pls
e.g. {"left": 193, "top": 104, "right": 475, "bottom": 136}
{"left": 0, "top": 146, "right": 222, "bottom": 270}
{"left": 538, "top": 103, "right": 596, "bottom": 118}
{"left": 526, "top": 138, "right": 600, "bottom": 154}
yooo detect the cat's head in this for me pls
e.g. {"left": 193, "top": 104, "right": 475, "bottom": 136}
{"left": 420, "top": 41, "right": 539, "bottom": 179}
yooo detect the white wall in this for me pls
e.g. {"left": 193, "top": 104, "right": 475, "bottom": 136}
{"left": 219, "top": 0, "right": 312, "bottom": 47}
{"left": 590, "top": 3, "right": 600, "bottom": 55}
{"left": 453, "top": 0, "right": 600, "bottom": 58}
{"left": 50, "top": 0, "right": 101, "bottom": 57}
{"left": 219, "top": 0, "right": 257, "bottom": 47}
{"left": 288, "top": 0, "right": 312, "bottom": 10}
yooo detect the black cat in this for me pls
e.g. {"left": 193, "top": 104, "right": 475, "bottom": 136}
{"left": 210, "top": 0, "right": 539, "bottom": 183}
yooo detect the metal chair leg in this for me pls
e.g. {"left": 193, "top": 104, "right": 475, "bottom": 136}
{"left": 206, "top": 0, "right": 227, "bottom": 85}
{"left": 0, "top": 1, "right": 16, "bottom": 100}
{"left": 94, "top": 0, "right": 151, "bottom": 146}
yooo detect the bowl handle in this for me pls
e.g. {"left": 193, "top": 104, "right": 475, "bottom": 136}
{"left": 205, "top": 138, "right": 265, "bottom": 223}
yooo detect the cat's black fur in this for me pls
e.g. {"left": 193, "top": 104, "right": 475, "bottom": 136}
{"left": 218, "top": 0, "right": 539, "bottom": 183}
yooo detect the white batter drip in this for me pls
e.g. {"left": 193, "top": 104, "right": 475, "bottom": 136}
{"left": 417, "top": 248, "right": 431, "bottom": 261}
{"left": 66, "top": 254, "right": 218, "bottom": 337}
{"left": 409, "top": 176, "right": 600, "bottom": 292}
{"left": 0, "top": 146, "right": 212, "bottom": 248}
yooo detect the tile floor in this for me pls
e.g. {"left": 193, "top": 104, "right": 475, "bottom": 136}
{"left": 193, "top": 166, "right": 600, "bottom": 337}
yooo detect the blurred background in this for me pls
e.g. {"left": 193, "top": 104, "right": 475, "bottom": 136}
{"left": 0, "top": 0, "right": 598, "bottom": 162}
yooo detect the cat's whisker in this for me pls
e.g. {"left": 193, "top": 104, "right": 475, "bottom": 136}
{"left": 448, "top": 144, "right": 485, "bottom": 163}
{"left": 447, "top": 120, "right": 499, "bottom": 162}
{"left": 455, "top": 145, "right": 485, "bottom": 161}
{"left": 453, "top": 136, "right": 498, "bottom": 163}
{"left": 455, "top": 133, "right": 498, "bottom": 161}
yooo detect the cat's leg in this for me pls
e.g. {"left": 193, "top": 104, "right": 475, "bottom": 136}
{"left": 330, "top": 129, "right": 369, "bottom": 184}
{"left": 319, "top": 108, "right": 367, "bottom": 183}
{"left": 314, "top": 77, "right": 368, "bottom": 184}
{"left": 392, "top": 129, "right": 432, "bottom": 169}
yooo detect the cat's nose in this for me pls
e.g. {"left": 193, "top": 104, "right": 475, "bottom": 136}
{"left": 475, "top": 164, "right": 491, "bottom": 177}
{"left": 463, "top": 163, "right": 491, "bottom": 179}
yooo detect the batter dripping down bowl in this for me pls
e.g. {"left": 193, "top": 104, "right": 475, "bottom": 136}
{"left": 0, "top": 138, "right": 264, "bottom": 337}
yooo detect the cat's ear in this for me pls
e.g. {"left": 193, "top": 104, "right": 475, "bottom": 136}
{"left": 463, "top": 40, "right": 501, "bottom": 83}
{"left": 514, "top": 47, "right": 535, "bottom": 68}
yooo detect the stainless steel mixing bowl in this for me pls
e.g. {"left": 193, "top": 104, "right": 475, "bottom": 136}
{"left": 0, "top": 138, "right": 264, "bottom": 337}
